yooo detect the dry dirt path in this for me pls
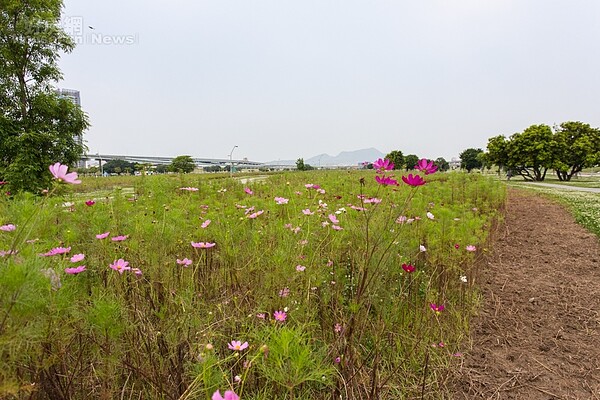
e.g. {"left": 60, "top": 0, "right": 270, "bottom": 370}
{"left": 451, "top": 188, "right": 600, "bottom": 400}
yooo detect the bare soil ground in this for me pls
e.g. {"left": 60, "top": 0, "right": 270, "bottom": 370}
{"left": 450, "top": 188, "right": 600, "bottom": 399}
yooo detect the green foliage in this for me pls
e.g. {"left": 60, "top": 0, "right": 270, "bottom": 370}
{"left": 404, "top": 154, "right": 419, "bottom": 171}
{"left": 459, "top": 148, "right": 484, "bottom": 172}
{"left": 169, "top": 155, "right": 196, "bottom": 173}
{"left": 296, "top": 158, "right": 314, "bottom": 171}
{"left": 101, "top": 159, "right": 136, "bottom": 175}
{"left": 384, "top": 150, "right": 404, "bottom": 170}
{"left": 553, "top": 121, "right": 600, "bottom": 181}
{"left": 507, "top": 124, "right": 555, "bottom": 181}
{"left": 434, "top": 157, "right": 450, "bottom": 172}
{"left": 485, "top": 135, "right": 509, "bottom": 171}
{"left": 0, "top": 0, "right": 88, "bottom": 193}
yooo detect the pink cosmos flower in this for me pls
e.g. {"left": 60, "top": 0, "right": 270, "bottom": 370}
{"left": 419, "top": 245, "right": 426, "bottom": 252}
{"left": 375, "top": 175, "right": 399, "bottom": 186}
{"left": 212, "top": 390, "right": 239, "bottom": 400}
{"left": 177, "top": 258, "right": 192, "bottom": 266}
{"left": 426, "top": 212, "right": 435, "bottom": 220}
{"left": 0, "top": 224, "right": 16, "bottom": 231}
{"left": 247, "top": 210, "right": 264, "bottom": 219}
{"left": 302, "top": 209, "right": 314, "bottom": 215}
{"left": 328, "top": 214, "right": 339, "bottom": 224}
{"left": 96, "top": 232, "right": 110, "bottom": 239}
{"left": 396, "top": 216, "right": 407, "bottom": 224}
{"left": 274, "top": 197, "right": 289, "bottom": 204}
{"left": 0, "top": 181, "right": 6, "bottom": 185}
{"left": 201, "top": 219, "right": 211, "bottom": 228}
{"left": 65, "top": 265, "right": 86, "bottom": 274}
{"left": 454, "top": 244, "right": 460, "bottom": 249}
{"left": 244, "top": 187, "right": 253, "bottom": 195}
{"left": 350, "top": 205, "right": 366, "bottom": 211}
{"left": 292, "top": 227, "right": 301, "bottom": 234}
{"left": 332, "top": 225, "right": 343, "bottom": 231}
{"left": 85, "top": 200, "right": 95, "bottom": 206}
{"left": 110, "top": 259, "right": 130, "bottom": 274}
{"left": 334, "top": 356, "right": 341, "bottom": 364}
{"left": 274, "top": 310, "right": 287, "bottom": 322}
{"left": 132, "top": 268, "right": 143, "bottom": 276}
{"left": 363, "top": 197, "right": 382, "bottom": 204}
{"left": 296, "top": 265, "right": 306, "bottom": 272}
{"left": 191, "top": 241, "right": 216, "bottom": 248}
{"left": 305, "top": 183, "right": 321, "bottom": 189}
{"left": 41, "top": 246, "right": 71, "bottom": 257}
{"left": 402, "top": 263, "right": 415, "bottom": 273}
{"left": 334, "top": 323, "right": 342, "bottom": 333}
{"left": 373, "top": 158, "right": 395, "bottom": 172}
{"left": 430, "top": 303, "right": 445, "bottom": 313}
{"left": 466, "top": 245, "right": 477, "bottom": 252}
{"left": 317, "top": 188, "right": 326, "bottom": 194}
{"left": 111, "top": 235, "right": 128, "bottom": 242}
{"left": 279, "top": 287, "right": 290, "bottom": 297}
{"left": 256, "top": 313, "right": 266, "bottom": 319}
{"left": 180, "top": 187, "right": 199, "bottom": 192}
{"left": 228, "top": 340, "right": 249, "bottom": 351}
{"left": 402, "top": 174, "right": 426, "bottom": 187}
{"left": 49, "top": 162, "right": 81, "bottom": 184}
{"left": 0, "top": 249, "right": 18, "bottom": 257}
{"left": 415, "top": 159, "right": 438, "bottom": 175}
{"left": 70, "top": 253, "right": 85, "bottom": 263}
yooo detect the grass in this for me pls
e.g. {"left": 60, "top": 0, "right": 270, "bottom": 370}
{"left": 0, "top": 170, "right": 505, "bottom": 399}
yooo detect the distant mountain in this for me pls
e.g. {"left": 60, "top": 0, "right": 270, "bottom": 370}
{"left": 267, "top": 148, "right": 385, "bottom": 166}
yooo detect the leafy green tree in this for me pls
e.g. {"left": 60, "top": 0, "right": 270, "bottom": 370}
{"left": 434, "top": 157, "right": 449, "bottom": 172}
{"left": 403, "top": 154, "right": 419, "bottom": 171}
{"left": 506, "top": 124, "right": 556, "bottom": 181}
{"left": 552, "top": 121, "right": 600, "bottom": 181}
{"left": 486, "top": 135, "right": 509, "bottom": 174}
{"left": 156, "top": 165, "right": 169, "bottom": 174}
{"left": 296, "top": 158, "right": 306, "bottom": 171}
{"left": 102, "top": 160, "right": 136, "bottom": 175}
{"left": 384, "top": 150, "right": 404, "bottom": 170}
{"left": 0, "top": 0, "right": 88, "bottom": 192}
{"left": 169, "top": 156, "right": 196, "bottom": 173}
{"left": 459, "top": 148, "right": 484, "bottom": 172}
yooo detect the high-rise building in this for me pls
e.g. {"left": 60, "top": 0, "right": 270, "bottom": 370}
{"left": 56, "top": 88, "right": 85, "bottom": 167}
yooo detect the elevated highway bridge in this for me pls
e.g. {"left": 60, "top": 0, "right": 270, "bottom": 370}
{"left": 82, "top": 154, "right": 264, "bottom": 167}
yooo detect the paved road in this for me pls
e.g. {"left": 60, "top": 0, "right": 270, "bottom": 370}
{"left": 516, "top": 181, "right": 600, "bottom": 193}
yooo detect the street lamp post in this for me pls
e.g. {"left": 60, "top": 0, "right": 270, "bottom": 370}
{"left": 229, "top": 145, "right": 238, "bottom": 178}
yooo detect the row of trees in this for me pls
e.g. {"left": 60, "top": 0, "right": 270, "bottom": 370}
{"left": 486, "top": 122, "right": 600, "bottom": 181}
{"left": 383, "top": 151, "right": 450, "bottom": 172}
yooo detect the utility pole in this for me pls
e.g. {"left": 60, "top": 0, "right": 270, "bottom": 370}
{"left": 229, "top": 145, "right": 238, "bottom": 178}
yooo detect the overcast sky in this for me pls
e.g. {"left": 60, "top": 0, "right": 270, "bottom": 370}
{"left": 58, "top": 0, "right": 600, "bottom": 162}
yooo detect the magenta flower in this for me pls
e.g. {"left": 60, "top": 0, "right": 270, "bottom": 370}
{"left": 0, "top": 224, "right": 16, "bottom": 232}
{"left": 40, "top": 246, "right": 71, "bottom": 257}
{"left": 0, "top": 181, "right": 6, "bottom": 185}
{"left": 328, "top": 214, "right": 339, "bottom": 224}
{"left": 454, "top": 244, "right": 460, "bottom": 249}
{"left": 415, "top": 159, "right": 438, "bottom": 175}
{"left": 212, "top": 390, "right": 239, "bottom": 400}
{"left": 302, "top": 209, "right": 314, "bottom": 215}
{"left": 70, "top": 253, "right": 85, "bottom": 263}
{"left": 85, "top": 200, "right": 95, "bottom": 206}
{"left": 177, "top": 258, "right": 192, "bottom": 266}
{"left": 334, "top": 323, "right": 342, "bottom": 333}
{"left": 373, "top": 158, "right": 395, "bottom": 172}
{"left": 191, "top": 241, "right": 216, "bottom": 248}
{"left": 110, "top": 259, "right": 130, "bottom": 274}
{"left": 228, "top": 340, "right": 249, "bottom": 351}
{"left": 96, "top": 232, "right": 110, "bottom": 239}
{"left": 273, "top": 310, "right": 287, "bottom": 322}
{"left": 466, "top": 245, "right": 477, "bottom": 252}
{"left": 334, "top": 356, "right": 341, "bottom": 364}
{"left": 65, "top": 265, "right": 86, "bottom": 275}
{"left": 201, "top": 219, "right": 211, "bottom": 228}
{"left": 375, "top": 175, "right": 399, "bottom": 186}
{"left": 244, "top": 187, "right": 253, "bottom": 195}
{"left": 402, "top": 174, "right": 426, "bottom": 187}
{"left": 274, "top": 197, "right": 289, "bottom": 205}
{"left": 49, "top": 162, "right": 81, "bottom": 184}
{"left": 402, "top": 263, "right": 415, "bottom": 273}
{"left": 430, "top": 303, "right": 445, "bottom": 313}
{"left": 305, "top": 183, "right": 321, "bottom": 189}
{"left": 111, "top": 235, "right": 128, "bottom": 242}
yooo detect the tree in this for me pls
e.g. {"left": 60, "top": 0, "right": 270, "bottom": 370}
{"left": 384, "top": 150, "right": 404, "bottom": 170}
{"left": 486, "top": 135, "right": 509, "bottom": 174}
{"left": 459, "top": 148, "right": 484, "bottom": 172}
{"left": 296, "top": 158, "right": 306, "bottom": 171}
{"left": 102, "top": 160, "right": 136, "bottom": 175}
{"left": 403, "top": 154, "right": 419, "bottom": 171}
{"left": 434, "top": 157, "right": 450, "bottom": 172}
{"left": 0, "top": 0, "right": 89, "bottom": 192}
{"left": 552, "top": 121, "right": 600, "bottom": 181}
{"left": 169, "top": 156, "right": 196, "bottom": 173}
{"left": 506, "top": 124, "right": 556, "bottom": 181}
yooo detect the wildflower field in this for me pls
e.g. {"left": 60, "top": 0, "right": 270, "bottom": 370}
{"left": 0, "top": 163, "right": 505, "bottom": 399}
